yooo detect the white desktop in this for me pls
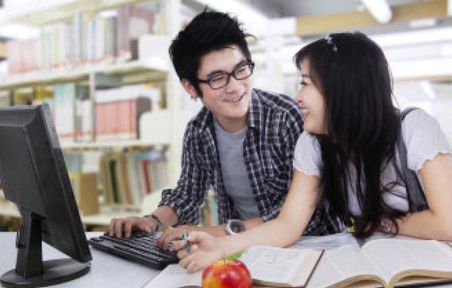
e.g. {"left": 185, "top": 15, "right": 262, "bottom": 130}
{"left": 0, "top": 232, "right": 159, "bottom": 288}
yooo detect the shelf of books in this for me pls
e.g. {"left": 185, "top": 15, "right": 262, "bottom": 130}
{"left": 2, "top": 0, "right": 160, "bottom": 27}
{"left": 0, "top": 192, "right": 140, "bottom": 227}
{"left": 0, "top": 0, "right": 198, "bottom": 227}
{"left": 0, "top": 42, "right": 6, "bottom": 60}
{"left": 60, "top": 140, "right": 167, "bottom": 151}
{"left": 0, "top": 59, "right": 168, "bottom": 90}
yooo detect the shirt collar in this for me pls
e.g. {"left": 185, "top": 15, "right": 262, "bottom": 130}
{"left": 247, "top": 89, "right": 262, "bottom": 129}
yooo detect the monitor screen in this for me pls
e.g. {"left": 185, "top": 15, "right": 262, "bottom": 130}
{"left": 0, "top": 104, "right": 92, "bottom": 287}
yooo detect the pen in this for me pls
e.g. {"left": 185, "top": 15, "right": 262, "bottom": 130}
{"left": 182, "top": 232, "right": 190, "bottom": 253}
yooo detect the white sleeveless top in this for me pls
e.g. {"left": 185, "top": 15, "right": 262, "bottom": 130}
{"left": 293, "top": 109, "right": 450, "bottom": 216}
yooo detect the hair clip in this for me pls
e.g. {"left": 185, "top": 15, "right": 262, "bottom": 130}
{"left": 324, "top": 35, "right": 338, "bottom": 53}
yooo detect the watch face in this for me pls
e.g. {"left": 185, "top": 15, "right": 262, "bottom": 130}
{"left": 230, "top": 220, "right": 245, "bottom": 233}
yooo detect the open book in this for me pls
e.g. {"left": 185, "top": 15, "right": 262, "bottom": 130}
{"left": 142, "top": 264, "right": 202, "bottom": 288}
{"left": 143, "top": 246, "right": 323, "bottom": 288}
{"left": 307, "top": 238, "right": 452, "bottom": 288}
{"left": 143, "top": 235, "right": 452, "bottom": 288}
{"left": 240, "top": 246, "right": 323, "bottom": 287}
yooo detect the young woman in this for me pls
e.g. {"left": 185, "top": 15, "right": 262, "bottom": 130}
{"left": 173, "top": 32, "right": 452, "bottom": 273}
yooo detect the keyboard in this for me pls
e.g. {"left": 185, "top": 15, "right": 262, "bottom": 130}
{"left": 89, "top": 233, "right": 179, "bottom": 270}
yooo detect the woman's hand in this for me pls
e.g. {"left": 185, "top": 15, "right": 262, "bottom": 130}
{"left": 173, "top": 231, "right": 227, "bottom": 273}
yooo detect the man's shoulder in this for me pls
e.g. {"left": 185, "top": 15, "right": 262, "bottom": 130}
{"left": 253, "top": 89, "right": 302, "bottom": 121}
{"left": 185, "top": 107, "right": 212, "bottom": 131}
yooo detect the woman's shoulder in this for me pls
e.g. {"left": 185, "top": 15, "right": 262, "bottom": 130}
{"left": 297, "top": 131, "right": 319, "bottom": 148}
{"left": 402, "top": 108, "right": 433, "bottom": 125}
{"left": 402, "top": 108, "right": 437, "bottom": 127}
{"left": 401, "top": 108, "right": 450, "bottom": 171}
{"left": 294, "top": 132, "right": 322, "bottom": 176}
{"left": 401, "top": 108, "right": 444, "bottom": 139}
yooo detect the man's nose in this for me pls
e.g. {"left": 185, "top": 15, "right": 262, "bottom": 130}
{"left": 225, "top": 75, "right": 241, "bottom": 92}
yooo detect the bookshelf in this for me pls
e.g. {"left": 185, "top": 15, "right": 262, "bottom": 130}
{"left": 2, "top": 0, "right": 157, "bottom": 27}
{"left": 0, "top": 41, "right": 5, "bottom": 60}
{"left": 0, "top": 0, "right": 190, "bottom": 227}
{"left": 0, "top": 59, "right": 168, "bottom": 90}
{"left": 60, "top": 140, "right": 167, "bottom": 151}
{"left": 0, "top": 197, "right": 139, "bottom": 227}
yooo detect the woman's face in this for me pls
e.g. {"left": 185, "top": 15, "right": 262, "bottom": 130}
{"left": 294, "top": 58, "right": 327, "bottom": 134}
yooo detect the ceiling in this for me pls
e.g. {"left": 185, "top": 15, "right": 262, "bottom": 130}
{"left": 246, "top": 0, "right": 448, "bottom": 35}
{"left": 220, "top": 0, "right": 452, "bottom": 105}
{"left": 242, "top": 0, "right": 419, "bottom": 18}
{"left": 186, "top": 0, "right": 450, "bottom": 41}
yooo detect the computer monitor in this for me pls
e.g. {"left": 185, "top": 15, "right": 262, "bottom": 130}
{"left": 0, "top": 104, "right": 92, "bottom": 287}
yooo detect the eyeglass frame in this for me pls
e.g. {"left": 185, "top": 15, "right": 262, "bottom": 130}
{"left": 196, "top": 61, "right": 255, "bottom": 90}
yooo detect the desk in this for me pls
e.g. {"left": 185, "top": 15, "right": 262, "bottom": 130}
{"left": 0, "top": 232, "right": 159, "bottom": 288}
{"left": 3, "top": 232, "right": 451, "bottom": 288}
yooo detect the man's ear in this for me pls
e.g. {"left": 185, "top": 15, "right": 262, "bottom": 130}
{"left": 181, "top": 79, "right": 198, "bottom": 98}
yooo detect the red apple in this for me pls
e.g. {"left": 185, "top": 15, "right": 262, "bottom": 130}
{"left": 202, "top": 259, "right": 252, "bottom": 288}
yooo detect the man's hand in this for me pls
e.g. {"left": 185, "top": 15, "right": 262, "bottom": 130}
{"left": 106, "top": 216, "right": 158, "bottom": 238}
{"left": 156, "top": 225, "right": 199, "bottom": 250}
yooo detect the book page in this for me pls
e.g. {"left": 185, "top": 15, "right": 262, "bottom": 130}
{"left": 361, "top": 239, "right": 452, "bottom": 283}
{"left": 240, "top": 246, "right": 321, "bottom": 286}
{"left": 307, "top": 245, "right": 383, "bottom": 288}
{"left": 291, "top": 232, "right": 360, "bottom": 250}
{"left": 142, "top": 264, "right": 201, "bottom": 288}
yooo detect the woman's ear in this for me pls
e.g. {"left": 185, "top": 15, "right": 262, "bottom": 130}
{"left": 181, "top": 79, "right": 198, "bottom": 99}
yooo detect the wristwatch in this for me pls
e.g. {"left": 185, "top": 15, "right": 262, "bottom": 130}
{"left": 380, "top": 218, "right": 393, "bottom": 234}
{"left": 225, "top": 219, "right": 245, "bottom": 235}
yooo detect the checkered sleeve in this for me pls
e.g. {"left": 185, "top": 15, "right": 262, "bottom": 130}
{"left": 159, "top": 123, "right": 209, "bottom": 225}
{"left": 261, "top": 101, "right": 303, "bottom": 221}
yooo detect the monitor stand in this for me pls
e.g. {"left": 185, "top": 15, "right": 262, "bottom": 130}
{"left": 0, "top": 209, "right": 90, "bottom": 288}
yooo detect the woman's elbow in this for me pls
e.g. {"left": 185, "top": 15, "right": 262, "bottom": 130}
{"left": 275, "top": 217, "right": 304, "bottom": 246}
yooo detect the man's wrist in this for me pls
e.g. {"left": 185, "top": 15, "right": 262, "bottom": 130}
{"left": 144, "top": 213, "right": 163, "bottom": 231}
{"left": 156, "top": 205, "right": 179, "bottom": 227}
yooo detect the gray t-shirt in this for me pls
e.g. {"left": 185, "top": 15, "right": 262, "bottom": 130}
{"left": 293, "top": 109, "right": 450, "bottom": 215}
{"left": 214, "top": 120, "right": 260, "bottom": 219}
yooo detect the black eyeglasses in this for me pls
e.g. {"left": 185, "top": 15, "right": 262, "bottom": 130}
{"left": 197, "top": 61, "right": 255, "bottom": 90}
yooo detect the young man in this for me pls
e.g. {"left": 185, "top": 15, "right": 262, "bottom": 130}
{"left": 107, "top": 11, "right": 343, "bottom": 247}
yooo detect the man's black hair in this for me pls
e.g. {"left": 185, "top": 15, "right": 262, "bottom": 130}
{"left": 169, "top": 11, "right": 253, "bottom": 96}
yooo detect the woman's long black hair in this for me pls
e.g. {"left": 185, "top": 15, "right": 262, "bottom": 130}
{"left": 294, "top": 32, "right": 406, "bottom": 238}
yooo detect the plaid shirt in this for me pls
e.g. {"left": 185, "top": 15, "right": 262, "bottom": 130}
{"left": 160, "top": 89, "right": 343, "bottom": 235}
